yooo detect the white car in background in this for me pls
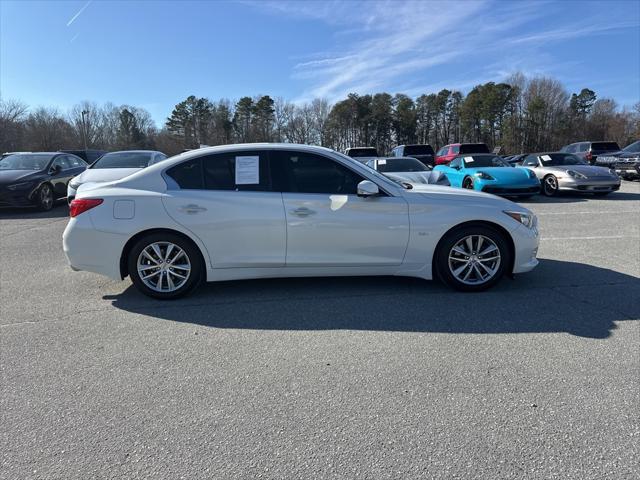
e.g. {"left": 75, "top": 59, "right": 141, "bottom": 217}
{"left": 365, "top": 156, "right": 450, "bottom": 186}
{"left": 67, "top": 150, "right": 167, "bottom": 202}
{"left": 63, "top": 144, "right": 539, "bottom": 299}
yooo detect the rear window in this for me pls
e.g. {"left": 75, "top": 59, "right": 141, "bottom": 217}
{"left": 376, "top": 158, "right": 428, "bottom": 173}
{"left": 92, "top": 152, "right": 153, "bottom": 169}
{"left": 459, "top": 144, "right": 490, "bottom": 154}
{"left": 348, "top": 148, "right": 378, "bottom": 157}
{"left": 591, "top": 142, "right": 620, "bottom": 152}
{"left": 403, "top": 144, "right": 434, "bottom": 155}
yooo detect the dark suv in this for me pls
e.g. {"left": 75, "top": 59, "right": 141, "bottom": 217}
{"left": 591, "top": 140, "right": 640, "bottom": 179}
{"left": 391, "top": 144, "right": 435, "bottom": 167}
{"left": 559, "top": 142, "right": 620, "bottom": 165}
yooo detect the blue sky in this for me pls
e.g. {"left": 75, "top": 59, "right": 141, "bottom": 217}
{"left": 1, "top": 0, "right": 639, "bottom": 125}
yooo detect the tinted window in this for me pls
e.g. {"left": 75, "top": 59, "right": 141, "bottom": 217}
{"left": 92, "top": 152, "right": 154, "bottom": 169}
{"left": 347, "top": 148, "right": 379, "bottom": 158}
{"left": 578, "top": 143, "right": 589, "bottom": 152}
{"left": 622, "top": 141, "right": 640, "bottom": 153}
{"left": 0, "top": 153, "right": 53, "bottom": 170}
{"left": 273, "top": 151, "right": 363, "bottom": 194}
{"left": 462, "top": 155, "right": 509, "bottom": 168}
{"left": 523, "top": 155, "right": 538, "bottom": 166}
{"left": 403, "top": 144, "right": 434, "bottom": 155}
{"left": 449, "top": 157, "right": 462, "bottom": 168}
{"left": 52, "top": 155, "right": 72, "bottom": 170}
{"left": 68, "top": 155, "right": 86, "bottom": 168}
{"left": 591, "top": 142, "right": 620, "bottom": 152}
{"left": 451, "top": 145, "right": 460, "bottom": 154}
{"left": 459, "top": 143, "right": 490, "bottom": 154}
{"left": 376, "top": 157, "right": 428, "bottom": 172}
{"left": 202, "top": 151, "right": 270, "bottom": 191}
{"left": 539, "top": 153, "right": 587, "bottom": 166}
{"left": 166, "top": 158, "right": 204, "bottom": 189}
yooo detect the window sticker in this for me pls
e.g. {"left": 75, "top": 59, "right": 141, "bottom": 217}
{"left": 541, "top": 155, "right": 552, "bottom": 162}
{"left": 235, "top": 156, "right": 260, "bottom": 184}
{"left": 378, "top": 159, "right": 386, "bottom": 165}
{"left": 464, "top": 156, "right": 474, "bottom": 163}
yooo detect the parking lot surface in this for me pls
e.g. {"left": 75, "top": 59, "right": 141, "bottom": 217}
{"left": 1, "top": 183, "right": 639, "bottom": 479}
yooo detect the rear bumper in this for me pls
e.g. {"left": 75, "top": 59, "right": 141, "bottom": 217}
{"left": 63, "top": 214, "right": 127, "bottom": 280}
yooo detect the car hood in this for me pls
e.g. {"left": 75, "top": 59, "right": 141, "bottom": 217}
{"left": 404, "top": 183, "right": 528, "bottom": 210}
{"left": 0, "top": 169, "right": 43, "bottom": 185}
{"left": 543, "top": 164, "right": 613, "bottom": 176}
{"left": 465, "top": 166, "right": 531, "bottom": 180}
{"left": 74, "top": 168, "right": 143, "bottom": 184}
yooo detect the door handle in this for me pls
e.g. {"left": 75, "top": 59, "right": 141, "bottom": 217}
{"left": 291, "top": 207, "right": 316, "bottom": 217}
{"left": 179, "top": 204, "right": 207, "bottom": 214}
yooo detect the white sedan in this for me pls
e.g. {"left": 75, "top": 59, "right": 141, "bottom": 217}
{"left": 67, "top": 150, "right": 167, "bottom": 202}
{"left": 63, "top": 144, "right": 539, "bottom": 299}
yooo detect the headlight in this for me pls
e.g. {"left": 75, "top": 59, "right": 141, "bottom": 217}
{"left": 567, "top": 170, "right": 587, "bottom": 179}
{"left": 475, "top": 171, "right": 494, "bottom": 180}
{"left": 504, "top": 210, "right": 536, "bottom": 229}
{"left": 6, "top": 181, "right": 34, "bottom": 190}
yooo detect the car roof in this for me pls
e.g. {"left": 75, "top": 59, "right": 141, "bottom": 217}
{"left": 103, "top": 150, "right": 164, "bottom": 154}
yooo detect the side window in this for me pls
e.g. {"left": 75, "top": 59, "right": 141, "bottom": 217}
{"left": 436, "top": 147, "right": 446, "bottom": 156}
{"left": 272, "top": 151, "right": 364, "bottom": 195}
{"left": 166, "top": 158, "right": 204, "bottom": 189}
{"left": 449, "top": 157, "right": 461, "bottom": 168}
{"left": 523, "top": 155, "right": 538, "bottom": 166}
{"left": 52, "top": 155, "right": 72, "bottom": 170}
{"left": 579, "top": 143, "right": 589, "bottom": 152}
{"left": 202, "top": 151, "right": 270, "bottom": 191}
{"left": 68, "top": 155, "right": 85, "bottom": 168}
{"left": 451, "top": 145, "right": 460, "bottom": 154}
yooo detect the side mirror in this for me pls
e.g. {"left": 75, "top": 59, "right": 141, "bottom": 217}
{"left": 357, "top": 180, "right": 379, "bottom": 197}
{"left": 50, "top": 164, "right": 62, "bottom": 175}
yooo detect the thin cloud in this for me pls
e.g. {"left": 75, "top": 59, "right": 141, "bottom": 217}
{"left": 66, "top": 0, "right": 92, "bottom": 27}
{"left": 70, "top": 32, "right": 80, "bottom": 43}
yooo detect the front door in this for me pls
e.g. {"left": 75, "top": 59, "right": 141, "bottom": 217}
{"left": 162, "top": 150, "right": 286, "bottom": 268}
{"left": 270, "top": 150, "right": 410, "bottom": 266}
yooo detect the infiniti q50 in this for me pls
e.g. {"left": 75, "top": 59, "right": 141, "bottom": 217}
{"left": 63, "top": 144, "right": 539, "bottom": 299}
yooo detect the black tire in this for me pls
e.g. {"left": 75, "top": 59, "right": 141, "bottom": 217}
{"left": 36, "top": 183, "right": 54, "bottom": 211}
{"left": 462, "top": 177, "right": 474, "bottom": 189}
{"left": 542, "top": 175, "right": 558, "bottom": 197}
{"left": 435, "top": 225, "right": 511, "bottom": 292}
{"left": 127, "top": 232, "right": 203, "bottom": 299}
{"left": 593, "top": 191, "right": 611, "bottom": 196}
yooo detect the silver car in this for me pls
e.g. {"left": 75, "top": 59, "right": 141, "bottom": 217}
{"left": 519, "top": 152, "right": 620, "bottom": 196}
{"left": 366, "top": 157, "right": 450, "bottom": 186}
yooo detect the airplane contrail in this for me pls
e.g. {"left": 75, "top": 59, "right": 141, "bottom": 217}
{"left": 66, "top": 0, "right": 92, "bottom": 27}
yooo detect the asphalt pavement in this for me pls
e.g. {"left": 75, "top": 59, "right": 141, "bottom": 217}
{"left": 1, "top": 182, "right": 639, "bottom": 479}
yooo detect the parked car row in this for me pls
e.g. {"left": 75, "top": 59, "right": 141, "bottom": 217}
{"left": 0, "top": 150, "right": 167, "bottom": 210}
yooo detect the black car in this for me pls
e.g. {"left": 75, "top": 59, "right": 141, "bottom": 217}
{"left": 59, "top": 149, "right": 107, "bottom": 164}
{"left": 0, "top": 152, "right": 87, "bottom": 210}
{"left": 591, "top": 140, "right": 640, "bottom": 179}
{"left": 560, "top": 141, "right": 621, "bottom": 165}
{"left": 391, "top": 144, "right": 435, "bottom": 167}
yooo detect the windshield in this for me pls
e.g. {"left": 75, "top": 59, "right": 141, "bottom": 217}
{"left": 377, "top": 158, "right": 428, "bottom": 172}
{"left": 348, "top": 148, "right": 378, "bottom": 157}
{"left": 404, "top": 145, "right": 434, "bottom": 155}
{"left": 540, "top": 153, "right": 587, "bottom": 166}
{"left": 462, "top": 155, "right": 509, "bottom": 168}
{"left": 459, "top": 144, "right": 490, "bottom": 154}
{"left": 622, "top": 140, "right": 640, "bottom": 153}
{"left": 0, "top": 153, "right": 53, "bottom": 170}
{"left": 91, "top": 152, "right": 154, "bottom": 169}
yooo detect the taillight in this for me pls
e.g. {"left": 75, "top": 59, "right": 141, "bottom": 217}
{"left": 69, "top": 198, "right": 103, "bottom": 217}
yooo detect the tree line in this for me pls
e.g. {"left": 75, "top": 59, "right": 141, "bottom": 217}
{"left": 2, "top": 72, "right": 638, "bottom": 157}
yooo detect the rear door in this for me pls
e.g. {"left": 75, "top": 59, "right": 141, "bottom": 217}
{"left": 271, "top": 149, "right": 410, "bottom": 266}
{"left": 162, "top": 150, "right": 286, "bottom": 268}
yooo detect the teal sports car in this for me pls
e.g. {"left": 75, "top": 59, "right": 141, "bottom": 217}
{"left": 433, "top": 154, "right": 540, "bottom": 197}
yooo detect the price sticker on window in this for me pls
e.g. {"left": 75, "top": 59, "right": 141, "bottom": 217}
{"left": 235, "top": 156, "right": 259, "bottom": 184}
{"left": 541, "top": 155, "right": 552, "bottom": 162}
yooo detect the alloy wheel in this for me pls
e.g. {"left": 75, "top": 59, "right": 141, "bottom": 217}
{"left": 448, "top": 234, "right": 501, "bottom": 285}
{"left": 40, "top": 185, "right": 53, "bottom": 210}
{"left": 544, "top": 176, "right": 558, "bottom": 196}
{"left": 136, "top": 241, "right": 192, "bottom": 293}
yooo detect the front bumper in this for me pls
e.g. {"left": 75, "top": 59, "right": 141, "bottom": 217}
{"left": 481, "top": 185, "right": 540, "bottom": 196}
{"left": 511, "top": 223, "right": 539, "bottom": 274}
{"left": 0, "top": 188, "right": 37, "bottom": 207}
{"left": 557, "top": 177, "right": 621, "bottom": 192}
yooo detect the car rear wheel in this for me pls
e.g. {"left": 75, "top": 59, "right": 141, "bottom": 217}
{"left": 128, "top": 233, "right": 203, "bottom": 299}
{"left": 435, "top": 226, "right": 510, "bottom": 292}
{"left": 36, "top": 183, "right": 54, "bottom": 211}
{"left": 542, "top": 175, "right": 558, "bottom": 196}
{"left": 462, "top": 177, "right": 474, "bottom": 189}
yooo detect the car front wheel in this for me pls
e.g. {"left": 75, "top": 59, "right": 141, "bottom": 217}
{"left": 36, "top": 183, "right": 54, "bottom": 211}
{"left": 435, "top": 226, "right": 511, "bottom": 292}
{"left": 542, "top": 175, "right": 558, "bottom": 196}
{"left": 128, "top": 233, "right": 203, "bottom": 299}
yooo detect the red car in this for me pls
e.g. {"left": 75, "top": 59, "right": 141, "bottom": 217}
{"left": 435, "top": 143, "right": 491, "bottom": 165}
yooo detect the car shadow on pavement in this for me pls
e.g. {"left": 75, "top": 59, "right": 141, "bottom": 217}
{"left": 105, "top": 259, "right": 639, "bottom": 339}
{"left": 0, "top": 202, "right": 69, "bottom": 219}
{"left": 519, "top": 190, "right": 640, "bottom": 204}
